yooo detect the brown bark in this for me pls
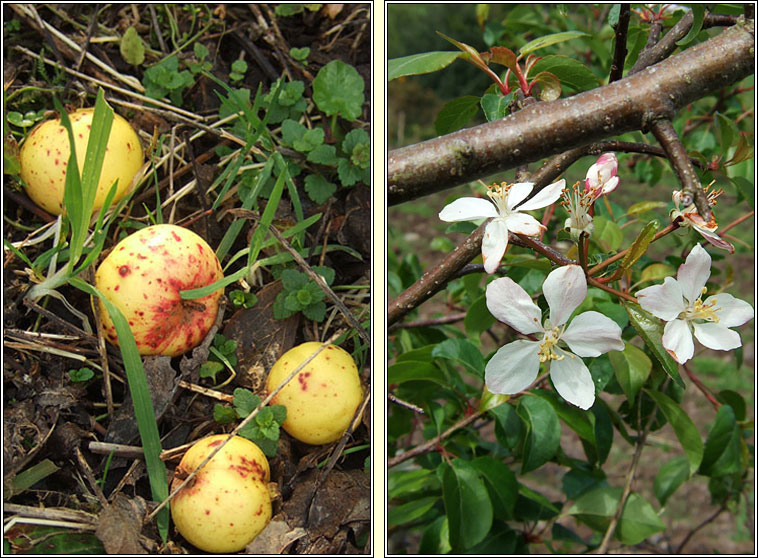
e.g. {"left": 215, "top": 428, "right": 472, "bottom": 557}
{"left": 388, "top": 22, "right": 755, "bottom": 206}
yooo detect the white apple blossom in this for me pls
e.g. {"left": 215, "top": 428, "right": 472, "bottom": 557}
{"left": 671, "top": 187, "right": 734, "bottom": 253}
{"left": 562, "top": 181, "right": 596, "bottom": 241}
{"left": 439, "top": 179, "right": 565, "bottom": 274}
{"left": 584, "top": 153, "right": 619, "bottom": 199}
{"left": 636, "top": 243, "right": 753, "bottom": 364}
{"left": 485, "top": 265, "right": 624, "bottom": 409}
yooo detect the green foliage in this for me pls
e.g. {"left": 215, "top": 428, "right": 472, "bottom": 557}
{"left": 388, "top": 3, "right": 754, "bottom": 553}
{"left": 273, "top": 266, "right": 335, "bottom": 321}
{"left": 120, "top": 26, "right": 145, "bottom": 66}
{"left": 143, "top": 55, "right": 194, "bottom": 105}
{"left": 213, "top": 388, "right": 287, "bottom": 457}
{"left": 229, "top": 289, "right": 258, "bottom": 309}
{"left": 313, "top": 60, "right": 365, "bottom": 121}
{"left": 68, "top": 367, "right": 95, "bottom": 382}
{"left": 199, "top": 334, "right": 238, "bottom": 383}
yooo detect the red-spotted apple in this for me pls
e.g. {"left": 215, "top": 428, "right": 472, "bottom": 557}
{"left": 170, "top": 435, "right": 272, "bottom": 553}
{"left": 266, "top": 342, "right": 364, "bottom": 445}
{"left": 95, "top": 224, "right": 223, "bottom": 356}
{"left": 19, "top": 107, "right": 143, "bottom": 215}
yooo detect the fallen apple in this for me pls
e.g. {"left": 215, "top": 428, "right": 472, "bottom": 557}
{"left": 171, "top": 435, "right": 272, "bottom": 553}
{"left": 94, "top": 224, "right": 224, "bottom": 356}
{"left": 19, "top": 107, "right": 143, "bottom": 215}
{"left": 266, "top": 342, "right": 364, "bottom": 445}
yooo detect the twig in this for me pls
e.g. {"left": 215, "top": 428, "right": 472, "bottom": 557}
{"left": 388, "top": 394, "right": 425, "bottom": 414}
{"left": 388, "top": 410, "right": 484, "bottom": 469}
{"left": 683, "top": 364, "right": 721, "bottom": 409}
{"left": 588, "top": 221, "right": 679, "bottom": 276}
{"left": 596, "top": 395, "right": 656, "bottom": 553}
{"left": 609, "top": 5, "right": 631, "bottom": 82}
{"left": 719, "top": 210, "right": 754, "bottom": 234}
{"left": 389, "top": 312, "right": 467, "bottom": 330}
{"left": 650, "top": 119, "right": 712, "bottom": 222}
{"left": 629, "top": 9, "right": 692, "bottom": 75}
{"left": 675, "top": 504, "right": 728, "bottom": 553}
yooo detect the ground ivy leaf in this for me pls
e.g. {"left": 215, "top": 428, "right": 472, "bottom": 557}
{"left": 305, "top": 174, "right": 337, "bottom": 204}
{"left": 313, "top": 60, "right": 365, "bottom": 121}
{"left": 120, "top": 26, "right": 145, "bottom": 66}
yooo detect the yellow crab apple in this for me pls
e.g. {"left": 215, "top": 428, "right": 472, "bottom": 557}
{"left": 171, "top": 435, "right": 272, "bottom": 553}
{"left": 95, "top": 224, "right": 223, "bottom": 356}
{"left": 266, "top": 342, "right": 364, "bottom": 445}
{"left": 19, "top": 107, "right": 143, "bottom": 215}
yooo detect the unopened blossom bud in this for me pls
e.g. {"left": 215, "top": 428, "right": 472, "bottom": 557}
{"left": 585, "top": 153, "right": 619, "bottom": 199}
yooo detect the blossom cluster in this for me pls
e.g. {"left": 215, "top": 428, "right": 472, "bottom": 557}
{"left": 438, "top": 154, "right": 753, "bottom": 409}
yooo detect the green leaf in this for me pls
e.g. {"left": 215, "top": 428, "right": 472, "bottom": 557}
{"left": 388, "top": 51, "right": 461, "bottom": 81}
{"left": 626, "top": 201, "right": 667, "bottom": 216}
{"left": 465, "top": 293, "right": 496, "bottom": 343}
{"left": 646, "top": 389, "right": 704, "bottom": 477}
{"left": 440, "top": 459, "right": 493, "bottom": 551}
{"left": 593, "top": 216, "right": 623, "bottom": 252}
{"left": 620, "top": 220, "right": 659, "bottom": 272}
{"left": 533, "top": 389, "right": 595, "bottom": 444}
{"left": 388, "top": 469, "right": 440, "bottom": 500}
{"left": 388, "top": 361, "right": 444, "bottom": 385}
{"left": 119, "top": 26, "right": 145, "bottom": 66}
{"left": 434, "top": 96, "right": 480, "bottom": 135}
{"left": 653, "top": 455, "right": 690, "bottom": 506}
{"left": 68, "top": 367, "right": 94, "bottom": 382}
{"left": 470, "top": 456, "right": 517, "bottom": 520}
{"left": 233, "top": 388, "right": 261, "bottom": 418}
{"left": 519, "top": 31, "right": 589, "bottom": 56}
{"left": 312, "top": 60, "right": 364, "bottom": 121}
{"left": 531, "top": 71, "right": 562, "bottom": 101}
{"left": 307, "top": 143, "right": 338, "bottom": 165}
{"left": 388, "top": 496, "right": 439, "bottom": 527}
{"left": 431, "top": 338, "right": 485, "bottom": 377}
{"left": 699, "top": 405, "right": 743, "bottom": 477}
{"left": 639, "top": 263, "right": 675, "bottom": 284}
{"left": 568, "top": 486, "right": 665, "bottom": 544}
{"left": 623, "top": 302, "right": 684, "bottom": 388}
{"left": 518, "top": 395, "right": 560, "bottom": 473}
{"left": 609, "top": 343, "right": 651, "bottom": 404}
{"left": 676, "top": 4, "right": 705, "bottom": 46}
{"left": 480, "top": 92, "right": 514, "bottom": 121}
{"left": 304, "top": 174, "right": 337, "bottom": 204}
{"left": 302, "top": 300, "right": 326, "bottom": 321}
{"left": 531, "top": 55, "right": 601, "bottom": 92}
{"left": 213, "top": 404, "right": 237, "bottom": 424}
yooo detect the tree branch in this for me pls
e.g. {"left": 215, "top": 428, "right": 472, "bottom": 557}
{"left": 388, "top": 22, "right": 754, "bottom": 205}
{"left": 650, "top": 118, "right": 712, "bottom": 221}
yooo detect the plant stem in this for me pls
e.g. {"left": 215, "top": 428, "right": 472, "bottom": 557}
{"left": 588, "top": 221, "right": 679, "bottom": 276}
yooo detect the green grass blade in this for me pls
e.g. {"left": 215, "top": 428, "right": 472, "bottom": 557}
{"left": 215, "top": 156, "right": 275, "bottom": 261}
{"left": 69, "top": 277, "right": 170, "bottom": 541}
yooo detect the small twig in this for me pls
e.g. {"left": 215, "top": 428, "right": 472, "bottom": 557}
{"left": 609, "top": 5, "right": 631, "bottom": 82}
{"left": 74, "top": 447, "right": 108, "bottom": 507}
{"left": 388, "top": 410, "right": 484, "bottom": 469}
{"left": 675, "top": 504, "right": 728, "bottom": 553}
{"left": 683, "top": 363, "right": 721, "bottom": 409}
{"left": 596, "top": 394, "right": 656, "bottom": 553}
{"left": 650, "top": 119, "right": 712, "bottom": 222}
{"left": 719, "top": 210, "right": 754, "bottom": 234}
{"left": 587, "top": 276, "right": 637, "bottom": 303}
{"left": 389, "top": 312, "right": 467, "bottom": 330}
{"left": 588, "top": 221, "right": 679, "bottom": 277}
{"left": 388, "top": 394, "right": 425, "bottom": 414}
{"left": 148, "top": 4, "right": 167, "bottom": 54}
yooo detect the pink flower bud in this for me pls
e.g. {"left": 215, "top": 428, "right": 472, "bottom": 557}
{"left": 585, "top": 153, "right": 619, "bottom": 198}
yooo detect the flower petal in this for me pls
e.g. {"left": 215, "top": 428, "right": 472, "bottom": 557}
{"left": 693, "top": 226, "right": 735, "bottom": 253}
{"left": 708, "top": 293, "right": 755, "bottom": 328}
{"left": 503, "top": 211, "right": 545, "bottom": 237}
{"left": 599, "top": 175, "right": 619, "bottom": 195}
{"left": 485, "top": 277, "right": 543, "bottom": 334}
{"left": 636, "top": 277, "right": 686, "bottom": 321}
{"left": 562, "top": 311, "right": 624, "bottom": 357}
{"left": 439, "top": 197, "right": 498, "bottom": 222}
{"left": 677, "top": 243, "right": 711, "bottom": 303}
{"left": 482, "top": 219, "right": 509, "bottom": 274}
{"left": 485, "top": 339, "right": 541, "bottom": 395}
{"left": 543, "top": 264, "right": 587, "bottom": 327}
{"left": 505, "top": 182, "right": 535, "bottom": 210}
{"left": 662, "top": 318, "right": 694, "bottom": 364}
{"left": 516, "top": 179, "right": 566, "bottom": 211}
{"left": 693, "top": 322, "right": 742, "bottom": 352}
{"left": 549, "top": 353, "right": 595, "bottom": 410}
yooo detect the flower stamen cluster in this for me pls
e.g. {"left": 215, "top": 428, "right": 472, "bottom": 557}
{"left": 671, "top": 182, "right": 733, "bottom": 253}
{"left": 561, "top": 180, "right": 595, "bottom": 241}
